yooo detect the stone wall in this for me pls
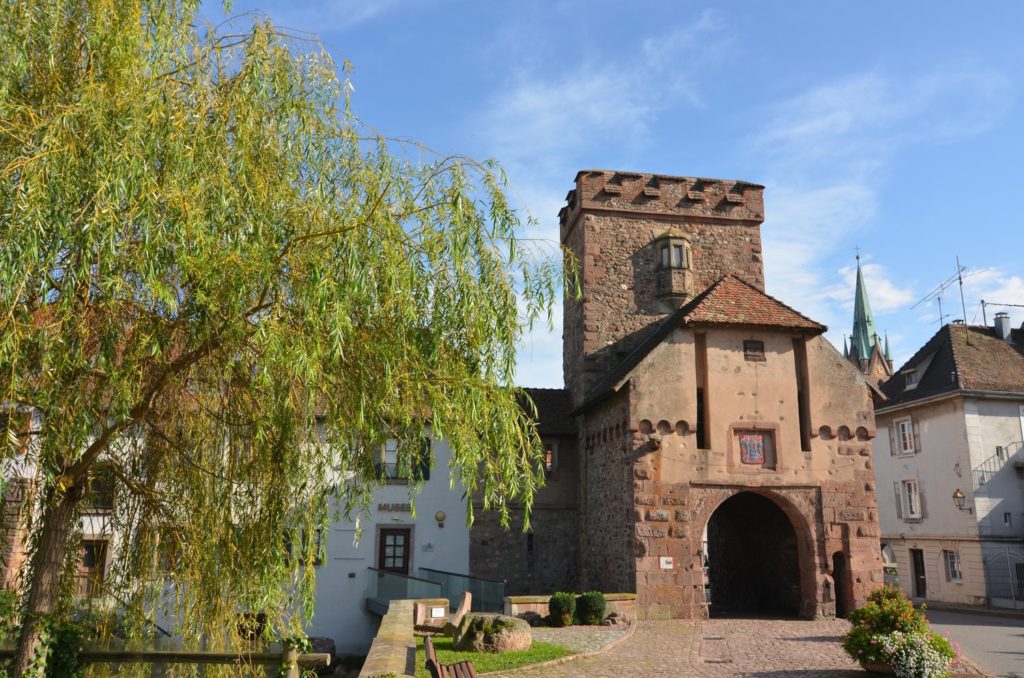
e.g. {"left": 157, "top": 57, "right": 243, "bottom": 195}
{"left": 504, "top": 593, "right": 637, "bottom": 621}
{"left": 560, "top": 170, "right": 766, "bottom": 401}
{"left": 357, "top": 599, "right": 416, "bottom": 678}
{"left": 469, "top": 433, "right": 579, "bottom": 596}
{"left": 469, "top": 506, "right": 578, "bottom": 596}
{"left": 578, "top": 392, "right": 635, "bottom": 595}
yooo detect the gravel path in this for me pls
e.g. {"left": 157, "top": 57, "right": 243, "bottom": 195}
{"left": 529, "top": 624, "right": 629, "bottom": 654}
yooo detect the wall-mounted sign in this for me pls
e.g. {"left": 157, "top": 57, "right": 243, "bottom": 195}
{"left": 378, "top": 503, "right": 411, "bottom": 513}
{"left": 660, "top": 556, "right": 674, "bottom": 570}
{"left": 422, "top": 542, "right": 434, "bottom": 552}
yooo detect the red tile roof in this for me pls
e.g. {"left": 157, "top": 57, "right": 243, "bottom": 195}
{"left": 578, "top": 275, "right": 827, "bottom": 411}
{"left": 681, "top": 275, "right": 826, "bottom": 332}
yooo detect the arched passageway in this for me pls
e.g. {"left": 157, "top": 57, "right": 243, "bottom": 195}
{"left": 705, "top": 492, "right": 801, "bottom": 617}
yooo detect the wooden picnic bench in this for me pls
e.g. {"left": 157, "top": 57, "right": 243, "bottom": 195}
{"left": 425, "top": 636, "right": 477, "bottom": 678}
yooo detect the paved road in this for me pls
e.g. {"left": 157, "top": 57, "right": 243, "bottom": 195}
{"left": 926, "top": 609, "right": 1024, "bottom": 678}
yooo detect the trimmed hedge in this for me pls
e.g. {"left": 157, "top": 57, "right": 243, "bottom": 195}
{"left": 548, "top": 592, "right": 576, "bottom": 627}
{"left": 575, "top": 591, "right": 607, "bottom": 626}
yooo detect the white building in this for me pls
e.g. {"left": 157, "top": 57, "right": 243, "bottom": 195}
{"left": 306, "top": 437, "right": 471, "bottom": 655}
{"left": 873, "top": 314, "right": 1024, "bottom": 608}
{"left": 0, "top": 418, "right": 475, "bottom": 655}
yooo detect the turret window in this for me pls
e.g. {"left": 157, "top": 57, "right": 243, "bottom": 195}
{"left": 656, "top": 236, "right": 690, "bottom": 270}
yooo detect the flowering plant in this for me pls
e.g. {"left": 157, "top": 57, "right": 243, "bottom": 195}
{"left": 842, "top": 588, "right": 956, "bottom": 677}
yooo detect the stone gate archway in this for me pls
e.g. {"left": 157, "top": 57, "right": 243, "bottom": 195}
{"left": 705, "top": 491, "right": 803, "bottom": 617}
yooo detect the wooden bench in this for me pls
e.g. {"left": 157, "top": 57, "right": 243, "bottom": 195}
{"left": 425, "top": 636, "right": 477, "bottom": 678}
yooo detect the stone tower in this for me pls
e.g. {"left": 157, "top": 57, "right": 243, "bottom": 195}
{"left": 559, "top": 170, "right": 766, "bottom": 404}
{"left": 557, "top": 169, "right": 884, "bottom": 620}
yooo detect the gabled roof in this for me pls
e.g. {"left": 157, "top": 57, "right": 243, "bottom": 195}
{"left": 579, "top": 275, "right": 826, "bottom": 411}
{"left": 880, "top": 323, "right": 1024, "bottom": 408}
{"left": 680, "top": 275, "right": 826, "bottom": 331}
{"left": 519, "top": 388, "right": 576, "bottom": 436}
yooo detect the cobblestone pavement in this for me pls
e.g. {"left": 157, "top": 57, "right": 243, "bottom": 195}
{"left": 530, "top": 625, "right": 628, "bottom": 654}
{"left": 495, "top": 616, "right": 992, "bottom": 677}
{"left": 493, "top": 618, "right": 867, "bottom": 677}
{"left": 693, "top": 618, "right": 864, "bottom": 677}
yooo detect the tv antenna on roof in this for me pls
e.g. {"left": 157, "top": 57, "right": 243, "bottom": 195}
{"left": 980, "top": 300, "right": 1024, "bottom": 326}
{"left": 911, "top": 257, "right": 977, "bottom": 345}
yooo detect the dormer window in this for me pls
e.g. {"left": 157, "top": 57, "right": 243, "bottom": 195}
{"left": 904, "top": 369, "right": 919, "bottom": 389}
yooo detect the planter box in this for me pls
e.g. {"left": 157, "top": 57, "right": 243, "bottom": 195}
{"left": 859, "top": 661, "right": 893, "bottom": 674}
{"left": 504, "top": 593, "right": 636, "bottom": 622}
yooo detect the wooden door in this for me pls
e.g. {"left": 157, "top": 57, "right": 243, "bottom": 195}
{"left": 910, "top": 549, "right": 926, "bottom": 598}
{"left": 378, "top": 528, "right": 411, "bottom": 575}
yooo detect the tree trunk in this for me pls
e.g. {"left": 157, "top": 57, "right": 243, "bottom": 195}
{"left": 10, "top": 485, "right": 83, "bottom": 678}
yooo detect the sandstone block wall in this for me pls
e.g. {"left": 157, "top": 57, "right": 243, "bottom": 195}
{"left": 617, "top": 328, "right": 884, "bottom": 620}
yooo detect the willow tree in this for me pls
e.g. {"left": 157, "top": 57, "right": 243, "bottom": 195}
{"left": 0, "top": 1, "right": 561, "bottom": 674}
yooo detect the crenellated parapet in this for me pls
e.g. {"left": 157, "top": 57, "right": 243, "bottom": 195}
{"left": 559, "top": 170, "right": 765, "bottom": 237}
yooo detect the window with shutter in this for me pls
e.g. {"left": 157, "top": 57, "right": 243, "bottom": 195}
{"left": 901, "top": 479, "right": 922, "bottom": 519}
{"left": 894, "top": 418, "right": 915, "bottom": 455}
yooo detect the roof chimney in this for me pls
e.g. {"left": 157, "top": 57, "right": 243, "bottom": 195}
{"left": 994, "top": 312, "right": 1012, "bottom": 342}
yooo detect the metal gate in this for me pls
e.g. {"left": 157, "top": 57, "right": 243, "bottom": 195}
{"left": 984, "top": 547, "right": 1024, "bottom": 610}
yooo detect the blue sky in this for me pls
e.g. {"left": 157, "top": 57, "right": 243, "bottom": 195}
{"left": 208, "top": 1, "right": 1024, "bottom": 387}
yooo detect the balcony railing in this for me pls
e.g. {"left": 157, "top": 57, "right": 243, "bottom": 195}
{"left": 418, "top": 567, "right": 505, "bottom": 612}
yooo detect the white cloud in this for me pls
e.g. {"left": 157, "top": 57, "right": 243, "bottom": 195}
{"left": 478, "top": 9, "right": 731, "bottom": 175}
{"left": 476, "top": 12, "right": 734, "bottom": 387}
{"left": 752, "top": 66, "right": 1011, "bottom": 351}
{"left": 960, "top": 268, "right": 1024, "bottom": 327}
{"left": 824, "top": 261, "right": 916, "bottom": 315}
{"left": 753, "top": 69, "right": 1012, "bottom": 176}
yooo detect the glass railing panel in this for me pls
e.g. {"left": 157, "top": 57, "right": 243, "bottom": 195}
{"left": 366, "top": 567, "right": 442, "bottom": 603}
{"left": 418, "top": 567, "right": 505, "bottom": 612}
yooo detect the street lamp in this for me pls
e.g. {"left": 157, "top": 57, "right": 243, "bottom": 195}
{"left": 952, "top": 488, "right": 973, "bottom": 514}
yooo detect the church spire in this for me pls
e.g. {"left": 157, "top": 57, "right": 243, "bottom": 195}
{"left": 884, "top": 331, "right": 892, "bottom": 363}
{"left": 851, "top": 254, "right": 878, "bottom": 362}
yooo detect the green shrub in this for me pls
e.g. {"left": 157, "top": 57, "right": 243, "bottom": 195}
{"left": 574, "top": 591, "right": 606, "bottom": 625}
{"left": 548, "top": 592, "right": 575, "bottom": 627}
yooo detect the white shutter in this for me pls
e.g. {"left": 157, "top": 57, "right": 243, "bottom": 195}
{"left": 893, "top": 482, "right": 904, "bottom": 519}
{"left": 889, "top": 422, "right": 898, "bottom": 456}
{"left": 912, "top": 417, "right": 922, "bottom": 453}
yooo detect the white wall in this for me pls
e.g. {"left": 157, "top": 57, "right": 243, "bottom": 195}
{"left": 873, "top": 394, "right": 1024, "bottom": 606}
{"left": 874, "top": 398, "right": 977, "bottom": 539}
{"left": 305, "top": 437, "right": 470, "bottom": 655}
{"left": 971, "top": 400, "right": 1024, "bottom": 539}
